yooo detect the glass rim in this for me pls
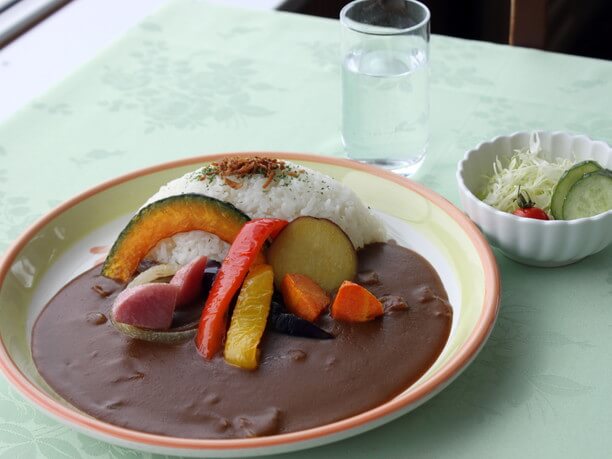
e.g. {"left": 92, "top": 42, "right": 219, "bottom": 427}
{"left": 340, "top": 0, "right": 431, "bottom": 36}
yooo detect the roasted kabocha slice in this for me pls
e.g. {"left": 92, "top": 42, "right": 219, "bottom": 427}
{"left": 102, "top": 194, "right": 250, "bottom": 283}
{"left": 224, "top": 264, "right": 274, "bottom": 370}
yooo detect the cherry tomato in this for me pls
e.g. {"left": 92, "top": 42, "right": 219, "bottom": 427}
{"left": 512, "top": 207, "right": 549, "bottom": 220}
{"left": 512, "top": 187, "right": 550, "bottom": 220}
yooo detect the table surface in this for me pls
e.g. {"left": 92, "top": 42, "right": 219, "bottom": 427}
{"left": 0, "top": 0, "right": 282, "bottom": 123}
{"left": 0, "top": 0, "right": 611, "bottom": 457}
{"left": 0, "top": 0, "right": 168, "bottom": 123}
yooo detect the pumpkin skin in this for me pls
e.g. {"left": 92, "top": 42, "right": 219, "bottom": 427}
{"left": 102, "top": 194, "right": 250, "bottom": 282}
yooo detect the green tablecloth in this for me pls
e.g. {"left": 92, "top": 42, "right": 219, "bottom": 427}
{"left": 1, "top": 0, "right": 611, "bottom": 457}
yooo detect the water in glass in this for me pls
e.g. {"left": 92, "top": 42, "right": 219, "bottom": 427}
{"left": 342, "top": 47, "right": 428, "bottom": 174}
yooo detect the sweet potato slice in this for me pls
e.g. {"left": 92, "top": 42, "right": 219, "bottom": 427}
{"left": 267, "top": 217, "right": 357, "bottom": 292}
{"left": 331, "top": 281, "right": 383, "bottom": 322}
{"left": 281, "top": 273, "right": 330, "bottom": 322}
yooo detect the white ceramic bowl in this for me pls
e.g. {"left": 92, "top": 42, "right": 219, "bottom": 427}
{"left": 457, "top": 131, "right": 612, "bottom": 267}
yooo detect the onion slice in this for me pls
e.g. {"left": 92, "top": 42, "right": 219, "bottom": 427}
{"left": 127, "top": 263, "right": 180, "bottom": 289}
{"left": 110, "top": 317, "right": 197, "bottom": 344}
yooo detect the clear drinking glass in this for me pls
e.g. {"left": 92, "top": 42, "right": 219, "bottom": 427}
{"left": 340, "top": 0, "right": 430, "bottom": 176}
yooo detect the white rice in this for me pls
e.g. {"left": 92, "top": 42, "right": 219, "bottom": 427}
{"left": 144, "top": 161, "right": 387, "bottom": 265}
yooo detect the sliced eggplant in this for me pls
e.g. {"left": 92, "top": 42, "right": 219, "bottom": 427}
{"left": 268, "top": 300, "right": 333, "bottom": 340}
{"left": 202, "top": 260, "right": 221, "bottom": 297}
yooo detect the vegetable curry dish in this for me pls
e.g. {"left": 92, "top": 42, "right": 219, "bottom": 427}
{"left": 31, "top": 157, "right": 453, "bottom": 439}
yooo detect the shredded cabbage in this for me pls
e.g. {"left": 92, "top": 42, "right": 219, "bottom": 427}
{"left": 480, "top": 138, "right": 574, "bottom": 216}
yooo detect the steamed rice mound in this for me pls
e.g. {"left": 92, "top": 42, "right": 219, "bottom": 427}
{"left": 144, "top": 160, "right": 387, "bottom": 264}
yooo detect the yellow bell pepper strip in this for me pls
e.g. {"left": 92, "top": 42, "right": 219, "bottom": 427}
{"left": 195, "top": 218, "right": 288, "bottom": 359}
{"left": 224, "top": 264, "right": 274, "bottom": 370}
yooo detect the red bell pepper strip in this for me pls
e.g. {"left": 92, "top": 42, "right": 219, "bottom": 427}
{"left": 195, "top": 218, "right": 288, "bottom": 359}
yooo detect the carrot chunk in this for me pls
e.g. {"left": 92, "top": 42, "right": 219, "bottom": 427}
{"left": 280, "top": 273, "right": 330, "bottom": 322}
{"left": 331, "top": 281, "right": 383, "bottom": 322}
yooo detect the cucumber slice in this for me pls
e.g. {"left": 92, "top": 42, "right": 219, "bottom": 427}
{"left": 551, "top": 160, "right": 602, "bottom": 219}
{"left": 562, "top": 170, "right": 612, "bottom": 220}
